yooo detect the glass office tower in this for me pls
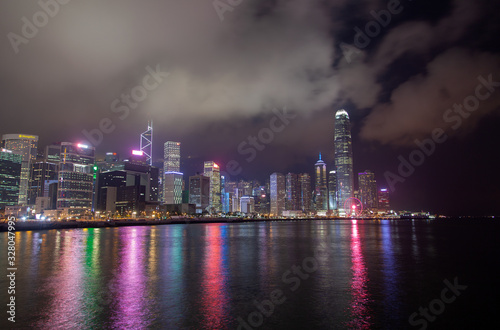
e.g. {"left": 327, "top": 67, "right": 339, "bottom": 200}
{"left": 334, "top": 110, "right": 354, "bottom": 211}
{"left": 2, "top": 134, "right": 38, "bottom": 205}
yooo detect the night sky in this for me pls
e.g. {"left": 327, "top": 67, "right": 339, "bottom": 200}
{"left": 1, "top": 0, "right": 499, "bottom": 216}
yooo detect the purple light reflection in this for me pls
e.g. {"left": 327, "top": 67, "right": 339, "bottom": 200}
{"left": 111, "top": 227, "right": 151, "bottom": 329}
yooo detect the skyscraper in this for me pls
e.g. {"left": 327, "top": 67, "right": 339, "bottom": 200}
{"left": 96, "top": 149, "right": 160, "bottom": 215}
{"left": 285, "top": 173, "right": 300, "bottom": 210}
{"left": 328, "top": 170, "right": 337, "bottom": 211}
{"left": 189, "top": 174, "right": 210, "bottom": 213}
{"left": 299, "top": 173, "right": 312, "bottom": 213}
{"left": 314, "top": 153, "right": 328, "bottom": 212}
{"left": 378, "top": 188, "right": 390, "bottom": 210}
{"left": 270, "top": 172, "right": 285, "bottom": 216}
{"left": 358, "top": 170, "right": 378, "bottom": 210}
{"left": 163, "top": 172, "right": 183, "bottom": 204}
{"left": 240, "top": 196, "right": 255, "bottom": 214}
{"left": 28, "top": 161, "right": 58, "bottom": 205}
{"left": 334, "top": 109, "right": 354, "bottom": 210}
{"left": 140, "top": 121, "right": 153, "bottom": 166}
{"left": 163, "top": 142, "right": 182, "bottom": 204}
{"left": 204, "top": 161, "right": 221, "bottom": 213}
{"left": 105, "top": 152, "right": 119, "bottom": 163}
{"left": 163, "top": 141, "right": 181, "bottom": 172}
{"left": 56, "top": 142, "right": 95, "bottom": 213}
{"left": 0, "top": 148, "right": 22, "bottom": 208}
{"left": 1, "top": 134, "right": 38, "bottom": 205}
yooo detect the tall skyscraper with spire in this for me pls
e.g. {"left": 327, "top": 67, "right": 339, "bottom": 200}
{"left": 334, "top": 109, "right": 354, "bottom": 211}
{"left": 314, "top": 153, "right": 328, "bottom": 212}
{"left": 140, "top": 121, "right": 153, "bottom": 166}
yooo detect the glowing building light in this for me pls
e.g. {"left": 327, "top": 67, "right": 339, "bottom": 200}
{"left": 77, "top": 143, "right": 89, "bottom": 149}
{"left": 132, "top": 150, "right": 144, "bottom": 156}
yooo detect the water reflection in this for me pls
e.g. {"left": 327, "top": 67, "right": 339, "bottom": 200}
{"left": 381, "top": 221, "right": 401, "bottom": 325}
{"left": 200, "top": 225, "right": 229, "bottom": 328}
{"left": 348, "top": 220, "right": 372, "bottom": 329}
{"left": 111, "top": 227, "right": 151, "bottom": 329}
{"left": 160, "top": 225, "right": 185, "bottom": 327}
{"left": 1, "top": 219, "right": 482, "bottom": 329}
{"left": 37, "top": 230, "right": 86, "bottom": 328}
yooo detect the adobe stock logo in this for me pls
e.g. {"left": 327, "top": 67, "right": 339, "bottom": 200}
{"left": 82, "top": 65, "right": 169, "bottom": 147}
{"left": 221, "top": 106, "right": 296, "bottom": 179}
{"left": 212, "top": 0, "right": 244, "bottom": 22}
{"left": 409, "top": 277, "right": 467, "bottom": 329}
{"left": 7, "top": 0, "right": 72, "bottom": 54}
{"left": 340, "top": 0, "right": 405, "bottom": 63}
{"left": 384, "top": 74, "right": 500, "bottom": 192}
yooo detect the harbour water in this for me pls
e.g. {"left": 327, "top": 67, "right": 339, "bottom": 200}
{"left": 1, "top": 219, "right": 499, "bottom": 329}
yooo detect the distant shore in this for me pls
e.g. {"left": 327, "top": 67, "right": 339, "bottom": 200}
{"left": 0, "top": 217, "right": 404, "bottom": 232}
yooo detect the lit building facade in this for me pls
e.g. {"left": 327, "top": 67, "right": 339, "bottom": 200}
{"left": 189, "top": 174, "right": 210, "bottom": 213}
{"left": 163, "top": 141, "right": 181, "bottom": 172}
{"left": 203, "top": 161, "right": 221, "bottom": 213}
{"left": 56, "top": 143, "right": 95, "bottom": 212}
{"left": 28, "top": 161, "right": 58, "bottom": 205}
{"left": 328, "top": 170, "right": 337, "bottom": 211}
{"left": 378, "top": 188, "right": 390, "bottom": 210}
{"left": 0, "top": 148, "right": 22, "bottom": 208}
{"left": 164, "top": 172, "right": 183, "bottom": 204}
{"left": 314, "top": 154, "right": 328, "bottom": 212}
{"left": 358, "top": 170, "right": 378, "bottom": 210}
{"left": 96, "top": 152, "right": 160, "bottom": 214}
{"left": 299, "top": 173, "right": 312, "bottom": 213}
{"left": 240, "top": 196, "right": 255, "bottom": 214}
{"left": 1, "top": 134, "right": 38, "bottom": 205}
{"left": 270, "top": 172, "right": 285, "bottom": 216}
{"left": 285, "top": 173, "right": 300, "bottom": 211}
{"left": 334, "top": 109, "right": 354, "bottom": 210}
{"left": 105, "top": 152, "right": 119, "bottom": 163}
{"left": 45, "top": 144, "right": 61, "bottom": 163}
{"left": 163, "top": 141, "right": 182, "bottom": 205}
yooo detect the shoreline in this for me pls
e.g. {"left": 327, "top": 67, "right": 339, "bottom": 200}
{"left": 0, "top": 217, "right": 407, "bottom": 232}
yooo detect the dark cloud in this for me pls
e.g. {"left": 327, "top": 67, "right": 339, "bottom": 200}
{"left": 360, "top": 48, "right": 500, "bottom": 144}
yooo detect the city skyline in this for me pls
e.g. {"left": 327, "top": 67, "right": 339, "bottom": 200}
{"left": 1, "top": 2, "right": 499, "bottom": 329}
{"left": 1, "top": 0, "right": 500, "bottom": 216}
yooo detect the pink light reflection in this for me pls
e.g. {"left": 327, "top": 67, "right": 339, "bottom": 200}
{"left": 347, "top": 221, "right": 372, "bottom": 329}
{"left": 36, "top": 230, "right": 85, "bottom": 328}
{"left": 112, "top": 227, "right": 150, "bottom": 329}
{"left": 200, "top": 225, "right": 228, "bottom": 328}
